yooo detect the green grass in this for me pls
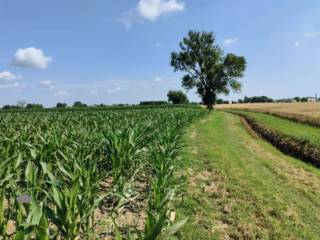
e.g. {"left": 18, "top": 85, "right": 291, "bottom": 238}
{"left": 174, "top": 111, "right": 320, "bottom": 239}
{"left": 228, "top": 110, "right": 320, "bottom": 146}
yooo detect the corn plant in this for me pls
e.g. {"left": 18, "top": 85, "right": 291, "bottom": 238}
{"left": 0, "top": 106, "right": 206, "bottom": 238}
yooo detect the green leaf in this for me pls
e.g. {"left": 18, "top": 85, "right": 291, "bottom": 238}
{"left": 30, "top": 200, "right": 43, "bottom": 225}
{"left": 157, "top": 218, "right": 188, "bottom": 240}
{"left": 36, "top": 216, "right": 49, "bottom": 240}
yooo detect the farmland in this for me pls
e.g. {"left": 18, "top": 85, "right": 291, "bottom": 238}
{"left": 2, "top": 103, "right": 320, "bottom": 239}
{"left": 0, "top": 107, "right": 206, "bottom": 239}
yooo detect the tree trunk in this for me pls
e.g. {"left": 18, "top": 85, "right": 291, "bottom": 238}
{"left": 202, "top": 91, "right": 216, "bottom": 110}
{"left": 206, "top": 104, "right": 214, "bottom": 110}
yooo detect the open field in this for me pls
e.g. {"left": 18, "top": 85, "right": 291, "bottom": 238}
{"left": 175, "top": 111, "right": 320, "bottom": 239}
{"left": 0, "top": 107, "right": 206, "bottom": 239}
{"left": 2, "top": 105, "right": 320, "bottom": 239}
{"left": 216, "top": 102, "right": 320, "bottom": 118}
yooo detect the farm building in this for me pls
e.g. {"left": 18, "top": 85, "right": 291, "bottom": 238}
{"left": 307, "top": 97, "right": 318, "bottom": 102}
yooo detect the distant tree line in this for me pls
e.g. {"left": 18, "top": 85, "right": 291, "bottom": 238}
{"left": 216, "top": 96, "right": 274, "bottom": 104}
{"left": 140, "top": 101, "right": 168, "bottom": 105}
{"left": 241, "top": 96, "right": 274, "bottom": 103}
{"left": 293, "top": 97, "right": 308, "bottom": 102}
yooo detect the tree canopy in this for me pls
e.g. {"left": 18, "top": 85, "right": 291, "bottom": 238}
{"left": 167, "top": 90, "right": 189, "bottom": 104}
{"left": 56, "top": 102, "right": 68, "bottom": 108}
{"left": 171, "top": 31, "right": 246, "bottom": 108}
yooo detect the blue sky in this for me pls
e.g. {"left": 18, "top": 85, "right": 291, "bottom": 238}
{"left": 0, "top": 0, "right": 320, "bottom": 106}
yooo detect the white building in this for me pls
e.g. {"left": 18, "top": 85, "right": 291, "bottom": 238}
{"left": 307, "top": 97, "right": 317, "bottom": 102}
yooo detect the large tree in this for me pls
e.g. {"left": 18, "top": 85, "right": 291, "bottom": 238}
{"left": 171, "top": 31, "right": 246, "bottom": 108}
{"left": 167, "top": 90, "right": 189, "bottom": 104}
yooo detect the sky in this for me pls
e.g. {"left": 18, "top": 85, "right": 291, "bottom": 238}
{"left": 0, "top": 0, "right": 320, "bottom": 107}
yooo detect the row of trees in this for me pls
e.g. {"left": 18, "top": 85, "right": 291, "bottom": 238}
{"left": 2, "top": 95, "right": 191, "bottom": 110}
{"left": 2, "top": 102, "right": 83, "bottom": 110}
{"left": 293, "top": 97, "right": 309, "bottom": 102}
{"left": 215, "top": 96, "right": 313, "bottom": 105}
{"left": 241, "top": 96, "right": 273, "bottom": 103}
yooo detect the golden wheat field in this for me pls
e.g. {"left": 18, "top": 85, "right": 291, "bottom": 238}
{"left": 216, "top": 102, "right": 320, "bottom": 119}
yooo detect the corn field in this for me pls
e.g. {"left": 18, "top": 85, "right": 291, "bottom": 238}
{"left": 0, "top": 107, "right": 205, "bottom": 239}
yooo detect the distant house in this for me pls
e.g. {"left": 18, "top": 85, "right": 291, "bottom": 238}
{"left": 307, "top": 97, "right": 317, "bottom": 102}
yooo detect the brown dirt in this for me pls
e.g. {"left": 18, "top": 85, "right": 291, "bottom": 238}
{"left": 95, "top": 174, "right": 149, "bottom": 239}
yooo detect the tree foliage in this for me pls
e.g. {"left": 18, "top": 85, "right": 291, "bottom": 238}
{"left": 167, "top": 90, "right": 189, "bottom": 104}
{"left": 171, "top": 31, "right": 246, "bottom": 108}
{"left": 140, "top": 101, "right": 168, "bottom": 105}
{"left": 243, "top": 96, "right": 273, "bottom": 103}
{"left": 56, "top": 102, "right": 68, "bottom": 108}
{"left": 25, "top": 103, "right": 44, "bottom": 109}
{"left": 73, "top": 101, "right": 87, "bottom": 108}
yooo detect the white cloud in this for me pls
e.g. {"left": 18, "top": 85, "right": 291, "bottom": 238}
{"left": 119, "top": 0, "right": 184, "bottom": 28}
{"left": 289, "top": 41, "right": 301, "bottom": 47}
{"left": 12, "top": 47, "right": 52, "bottom": 69}
{"left": 0, "top": 71, "right": 24, "bottom": 90}
{"left": 107, "top": 86, "right": 121, "bottom": 93}
{"left": 154, "top": 76, "right": 163, "bottom": 82}
{"left": 0, "top": 71, "right": 21, "bottom": 83}
{"left": 223, "top": 37, "right": 239, "bottom": 46}
{"left": 137, "top": 0, "right": 184, "bottom": 21}
{"left": 54, "top": 90, "right": 69, "bottom": 97}
{"left": 0, "top": 82, "right": 25, "bottom": 90}
{"left": 39, "top": 80, "right": 55, "bottom": 89}
{"left": 304, "top": 32, "right": 320, "bottom": 38}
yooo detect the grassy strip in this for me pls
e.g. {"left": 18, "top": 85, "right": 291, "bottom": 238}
{"left": 224, "top": 110, "right": 320, "bottom": 167}
{"left": 174, "top": 111, "right": 320, "bottom": 239}
{"left": 224, "top": 110, "right": 320, "bottom": 146}
{"left": 222, "top": 107, "right": 320, "bottom": 128}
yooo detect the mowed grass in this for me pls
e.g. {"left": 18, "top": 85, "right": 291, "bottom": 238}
{"left": 227, "top": 110, "right": 320, "bottom": 146}
{"left": 174, "top": 111, "right": 320, "bottom": 239}
{"left": 216, "top": 102, "right": 320, "bottom": 119}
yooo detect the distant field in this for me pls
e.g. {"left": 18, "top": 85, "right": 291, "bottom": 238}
{"left": 216, "top": 102, "right": 320, "bottom": 119}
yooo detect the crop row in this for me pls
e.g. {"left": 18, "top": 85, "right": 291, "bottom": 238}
{"left": 0, "top": 107, "right": 206, "bottom": 239}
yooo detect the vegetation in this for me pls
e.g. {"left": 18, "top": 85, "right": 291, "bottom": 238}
{"left": 139, "top": 101, "right": 168, "bottom": 105}
{"left": 171, "top": 31, "right": 246, "bottom": 109}
{"left": 216, "top": 99, "right": 229, "bottom": 104}
{"left": 56, "top": 102, "right": 68, "bottom": 108}
{"left": 226, "top": 110, "right": 320, "bottom": 167}
{"left": 167, "top": 90, "right": 189, "bottom": 104}
{"left": 242, "top": 96, "right": 274, "bottom": 103}
{"left": 174, "top": 111, "right": 320, "bottom": 239}
{"left": 226, "top": 110, "right": 320, "bottom": 147}
{"left": 73, "top": 101, "right": 87, "bottom": 108}
{"left": 0, "top": 106, "right": 206, "bottom": 239}
{"left": 25, "top": 103, "right": 44, "bottom": 109}
{"left": 216, "top": 102, "right": 320, "bottom": 125}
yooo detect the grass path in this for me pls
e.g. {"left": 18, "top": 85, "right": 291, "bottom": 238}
{"left": 226, "top": 110, "right": 320, "bottom": 146}
{"left": 175, "top": 111, "right": 320, "bottom": 239}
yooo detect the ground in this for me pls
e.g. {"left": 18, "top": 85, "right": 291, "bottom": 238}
{"left": 174, "top": 111, "right": 320, "bottom": 239}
